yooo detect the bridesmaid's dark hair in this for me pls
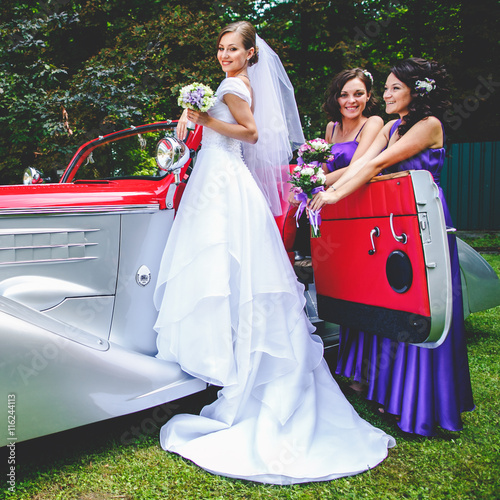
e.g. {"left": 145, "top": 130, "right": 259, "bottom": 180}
{"left": 217, "top": 21, "right": 259, "bottom": 67}
{"left": 322, "top": 68, "right": 379, "bottom": 125}
{"left": 390, "top": 57, "right": 450, "bottom": 136}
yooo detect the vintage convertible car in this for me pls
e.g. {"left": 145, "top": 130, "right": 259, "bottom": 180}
{"left": 1, "top": 122, "right": 207, "bottom": 446}
{"left": 1, "top": 122, "right": 499, "bottom": 446}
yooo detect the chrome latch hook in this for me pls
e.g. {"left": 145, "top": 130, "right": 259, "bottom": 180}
{"left": 390, "top": 213, "right": 407, "bottom": 244}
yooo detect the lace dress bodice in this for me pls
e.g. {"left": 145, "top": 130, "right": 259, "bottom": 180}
{"left": 201, "top": 78, "right": 252, "bottom": 159}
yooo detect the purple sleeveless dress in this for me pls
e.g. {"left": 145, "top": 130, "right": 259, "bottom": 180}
{"left": 335, "top": 119, "right": 474, "bottom": 436}
{"left": 325, "top": 123, "right": 364, "bottom": 172}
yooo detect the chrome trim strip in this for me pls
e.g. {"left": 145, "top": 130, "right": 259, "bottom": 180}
{"left": 0, "top": 228, "right": 100, "bottom": 235}
{"left": 0, "top": 256, "right": 98, "bottom": 266}
{"left": 0, "top": 204, "right": 160, "bottom": 217}
{"left": 0, "top": 295, "right": 109, "bottom": 351}
{"left": 0, "top": 243, "right": 98, "bottom": 251}
{"left": 0, "top": 227, "right": 101, "bottom": 266}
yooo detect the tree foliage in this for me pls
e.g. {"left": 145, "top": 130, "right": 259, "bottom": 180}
{"left": 0, "top": 0, "right": 498, "bottom": 184}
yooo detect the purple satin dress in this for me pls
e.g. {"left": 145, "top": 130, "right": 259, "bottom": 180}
{"left": 325, "top": 123, "right": 364, "bottom": 172}
{"left": 335, "top": 119, "right": 474, "bottom": 436}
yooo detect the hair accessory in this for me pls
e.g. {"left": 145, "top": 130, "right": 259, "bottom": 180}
{"left": 415, "top": 78, "right": 436, "bottom": 94}
{"left": 362, "top": 70, "right": 373, "bottom": 84}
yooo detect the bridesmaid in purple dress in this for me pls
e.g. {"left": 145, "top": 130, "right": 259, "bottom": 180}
{"left": 287, "top": 68, "right": 383, "bottom": 262}
{"left": 320, "top": 68, "right": 383, "bottom": 394}
{"left": 310, "top": 58, "right": 474, "bottom": 436}
{"left": 322, "top": 68, "right": 383, "bottom": 176}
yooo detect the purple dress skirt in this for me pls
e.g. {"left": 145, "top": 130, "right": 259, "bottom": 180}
{"left": 335, "top": 120, "right": 474, "bottom": 436}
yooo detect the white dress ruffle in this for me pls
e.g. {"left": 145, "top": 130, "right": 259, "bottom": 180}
{"left": 153, "top": 77, "right": 395, "bottom": 485}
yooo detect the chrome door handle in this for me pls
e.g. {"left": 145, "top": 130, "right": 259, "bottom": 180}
{"left": 368, "top": 227, "right": 380, "bottom": 255}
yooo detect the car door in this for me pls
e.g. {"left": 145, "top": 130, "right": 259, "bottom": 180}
{"left": 311, "top": 170, "right": 453, "bottom": 347}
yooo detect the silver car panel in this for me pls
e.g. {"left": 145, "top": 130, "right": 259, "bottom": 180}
{"left": 1, "top": 309, "right": 205, "bottom": 444}
{"left": 0, "top": 203, "right": 206, "bottom": 447}
{"left": 458, "top": 237, "right": 500, "bottom": 317}
{"left": 410, "top": 170, "right": 452, "bottom": 348}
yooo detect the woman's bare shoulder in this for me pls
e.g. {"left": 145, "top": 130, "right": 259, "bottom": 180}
{"left": 365, "top": 115, "right": 384, "bottom": 126}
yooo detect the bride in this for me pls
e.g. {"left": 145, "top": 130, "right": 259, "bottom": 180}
{"left": 153, "top": 20, "right": 395, "bottom": 485}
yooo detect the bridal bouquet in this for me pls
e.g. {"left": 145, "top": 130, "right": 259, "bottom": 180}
{"left": 178, "top": 82, "right": 216, "bottom": 131}
{"left": 289, "top": 163, "right": 327, "bottom": 238}
{"left": 297, "top": 138, "right": 334, "bottom": 166}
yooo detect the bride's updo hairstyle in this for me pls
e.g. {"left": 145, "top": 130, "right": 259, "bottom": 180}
{"left": 391, "top": 57, "right": 450, "bottom": 136}
{"left": 217, "top": 21, "right": 259, "bottom": 67}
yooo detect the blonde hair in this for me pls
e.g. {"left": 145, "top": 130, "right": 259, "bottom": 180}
{"left": 217, "top": 21, "right": 259, "bottom": 66}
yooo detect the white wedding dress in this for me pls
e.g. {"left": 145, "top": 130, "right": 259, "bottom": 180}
{"left": 153, "top": 77, "right": 395, "bottom": 485}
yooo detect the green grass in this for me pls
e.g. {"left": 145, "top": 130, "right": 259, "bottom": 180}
{"left": 458, "top": 231, "right": 500, "bottom": 253}
{"left": 4, "top": 256, "right": 500, "bottom": 500}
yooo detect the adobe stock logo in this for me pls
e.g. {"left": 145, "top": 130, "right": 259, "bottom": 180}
{"left": 444, "top": 74, "right": 500, "bottom": 130}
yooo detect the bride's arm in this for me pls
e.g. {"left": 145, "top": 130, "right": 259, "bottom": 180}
{"left": 186, "top": 93, "right": 258, "bottom": 144}
{"left": 176, "top": 109, "right": 189, "bottom": 141}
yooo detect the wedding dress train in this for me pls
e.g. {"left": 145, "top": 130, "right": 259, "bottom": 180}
{"left": 153, "top": 77, "right": 395, "bottom": 485}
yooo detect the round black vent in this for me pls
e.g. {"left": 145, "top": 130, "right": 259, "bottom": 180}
{"left": 386, "top": 250, "right": 413, "bottom": 293}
